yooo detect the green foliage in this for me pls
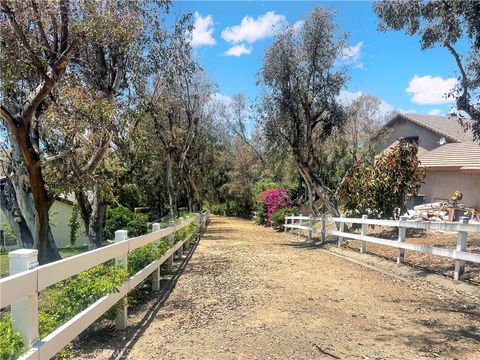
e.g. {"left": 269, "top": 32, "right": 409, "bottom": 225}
{"left": 253, "top": 178, "right": 280, "bottom": 199}
{"left": 118, "top": 183, "right": 144, "bottom": 211}
{"left": 0, "top": 222, "right": 16, "bottom": 249}
{"left": 68, "top": 203, "right": 80, "bottom": 246}
{"left": 341, "top": 140, "right": 425, "bottom": 219}
{"left": 39, "top": 264, "right": 128, "bottom": 335}
{"left": 128, "top": 240, "right": 170, "bottom": 276}
{"left": 0, "top": 315, "right": 25, "bottom": 360}
{"left": 208, "top": 203, "right": 227, "bottom": 215}
{"left": 174, "top": 219, "right": 197, "bottom": 244}
{"left": 104, "top": 205, "right": 148, "bottom": 240}
{"left": 270, "top": 206, "right": 299, "bottom": 231}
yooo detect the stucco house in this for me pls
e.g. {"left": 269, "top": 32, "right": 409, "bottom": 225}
{"left": 377, "top": 112, "right": 480, "bottom": 208}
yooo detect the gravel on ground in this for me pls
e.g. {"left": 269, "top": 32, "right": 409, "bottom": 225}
{"left": 74, "top": 216, "right": 480, "bottom": 360}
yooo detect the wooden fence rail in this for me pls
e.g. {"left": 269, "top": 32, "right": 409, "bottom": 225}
{"left": 0, "top": 212, "right": 208, "bottom": 360}
{"left": 284, "top": 214, "right": 480, "bottom": 282}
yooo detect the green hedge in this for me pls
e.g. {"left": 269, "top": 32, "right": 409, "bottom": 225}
{"left": 270, "top": 206, "right": 299, "bottom": 231}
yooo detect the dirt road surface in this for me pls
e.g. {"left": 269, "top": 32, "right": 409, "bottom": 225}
{"left": 77, "top": 216, "right": 480, "bottom": 360}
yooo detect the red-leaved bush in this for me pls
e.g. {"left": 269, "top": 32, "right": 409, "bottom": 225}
{"left": 258, "top": 187, "right": 292, "bottom": 226}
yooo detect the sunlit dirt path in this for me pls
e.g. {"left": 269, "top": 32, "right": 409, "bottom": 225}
{"left": 77, "top": 216, "right": 480, "bottom": 360}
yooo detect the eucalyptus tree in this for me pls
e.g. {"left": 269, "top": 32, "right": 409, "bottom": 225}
{"left": 71, "top": 0, "right": 171, "bottom": 248}
{"left": 374, "top": 0, "right": 480, "bottom": 140}
{"left": 1, "top": 0, "right": 91, "bottom": 262}
{"left": 258, "top": 7, "right": 347, "bottom": 217}
{"left": 140, "top": 23, "right": 214, "bottom": 218}
{"left": 223, "top": 93, "right": 265, "bottom": 165}
{"left": 0, "top": 0, "right": 170, "bottom": 261}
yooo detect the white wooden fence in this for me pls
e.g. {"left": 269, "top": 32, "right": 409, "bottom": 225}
{"left": 0, "top": 212, "right": 208, "bottom": 360}
{"left": 284, "top": 214, "right": 480, "bottom": 282}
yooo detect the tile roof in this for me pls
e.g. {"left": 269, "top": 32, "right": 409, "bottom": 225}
{"left": 419, "top": 142, "right": 480, "bottom": 172}
{"left": 387, "top": 113, "right": 476, "bottom": 142}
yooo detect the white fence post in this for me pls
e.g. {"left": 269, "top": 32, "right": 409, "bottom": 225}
{"left": 284, "top": 216, "right": 288, "bottom": 232}
{"left": 151, "top": 223, "right": 162, "bottom": 292}
{"left": 397, "top": 216, "right": 407, "bottom": 264}
{"left": 321, "top": 215, "right": 326, "bottom": 243}
{"left": 9, "top": 249, "right": 39, "bottom": 347}
{"left": 454, "top": 217, "right": 468, "bottom": 281}
{"left": 114, "top": 230, "right": 128, "bottom": 330}
{"left": 338, "top": 220, "right": 344, "bottom": 248}
{"left": 308, "top": 215, "right": 313, "bottom": 241}
{"left": 167, "top": 219, "right": 174, "bottom": 272}
{"left": 360, "top": 215, "right": 367, "bottom": 253}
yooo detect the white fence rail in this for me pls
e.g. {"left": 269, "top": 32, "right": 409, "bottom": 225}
{"left": 0, "top": 212, "right": 208, "bottom": 360}
{"left": 284, "top": 214, "right": 480, "bottom": 282}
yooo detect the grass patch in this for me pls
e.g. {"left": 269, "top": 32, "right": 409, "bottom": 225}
{"left": 0, "top": 254, "right": 9, "bottom": 278}
{"left": 0, "top": 245, "right": 89, "bottom": 278}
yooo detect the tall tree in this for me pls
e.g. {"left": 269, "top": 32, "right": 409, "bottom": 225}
{"left": 71, "top": 0, "right": 170, "bottom": 249}
{"left": 374, "top": 0, "right": 480, "bottom": 140}
{"left": 1, "top": 0, "right": 80, "bottom": 262}
{"left": 223, "top": 93, "right": 265, "bottom": 165}
{"left": 0, "top": 0, "right": 167, "bottom": 261}
{"left": 259, "top": 7, "right": 347, "bottom": 217}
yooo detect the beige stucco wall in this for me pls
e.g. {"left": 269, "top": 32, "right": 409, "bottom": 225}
{"left": 421, "top": 171, "right": 480, "bottom": 208}
{"left": 49, "top": 201, "right": 89, "bottom": 248}
{"left": 378, "top": 117, "right": 453, "bottom": 154}
{"left": 0, "top": 200, "right": 88, "bottom": 249}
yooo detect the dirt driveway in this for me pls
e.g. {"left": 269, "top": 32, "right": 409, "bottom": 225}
{"left": 77, "top": 216, "right": 480, "bottom": 360}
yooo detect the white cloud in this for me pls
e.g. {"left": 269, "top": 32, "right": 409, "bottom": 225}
{"left": 292, "top": 20, "right": 304, "bottom": 33}
{"left": 211, "top": 92, "right": 232, "bottom": 106}
{"left": 406, "top": 75, "right": 457, "bottom": 105}
{"left": 342, "top": 41, "right": 363, "bottom": 62}
{"left": 224, "top": 44, "right": 252, "bottom": 57}
{"left": 338, "top": 90, "right": 363, "bottom": 106}
{"left": 338, "top": 90, "right": 394, "bottom": 118}
{"left": 190, "top": 12, "right": 216, "bottom": 48}
{"left": 222, "top": 11, "right": 287, "bottom": 44}
{"left": 428, "top": 108, "right": 442, "bottom": 115}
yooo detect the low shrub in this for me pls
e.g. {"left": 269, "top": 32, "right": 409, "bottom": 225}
{"left": 104, "top": 205, "right": 148, "bottom": 240}
{"left": 270, "top": 206, "right": 299, "bottom": 231}
{"left": 0, "top": 315, "right": 25, "bottom": 360}
{"left": 40, "top": 264, "right": 128, "bottom": 330}
{"left": 0, "top": 261, "right": 127, "bottom": 360}
{"left": 128, "top": 240, "right": 170, "bottom": 276}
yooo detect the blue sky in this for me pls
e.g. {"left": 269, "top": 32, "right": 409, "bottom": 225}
{"left": 171, "top": 1, "right": 464, "bottom": 117}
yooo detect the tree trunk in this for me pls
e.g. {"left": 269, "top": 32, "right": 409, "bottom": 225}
{"left": 186, "top": 182, "right": 193, "bottom": 213}
{"left": 297, "top": 161, "right": 340, "bottom": 218}
{"left": 0, "top": 175, "right": 34, "bottom": 248}
{"left": 166, "top": 153, "right": 175, "bottom": 220}
{"left": 4, "top": 117, "right": 60, "bottom": 263}
{"left": 75, "top": 188, "right": 105, "bottom": 249}
{"left": 4, "top": 163, "right": 60, "bottom": 263}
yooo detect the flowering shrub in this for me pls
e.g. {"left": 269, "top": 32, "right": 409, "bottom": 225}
{"left": 258, "top": 188, "right": 292, "bottom": 226}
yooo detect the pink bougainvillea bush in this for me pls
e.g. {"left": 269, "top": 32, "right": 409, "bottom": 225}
{"left": 258, "top": 187, "right": 292, "bottom": 226}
